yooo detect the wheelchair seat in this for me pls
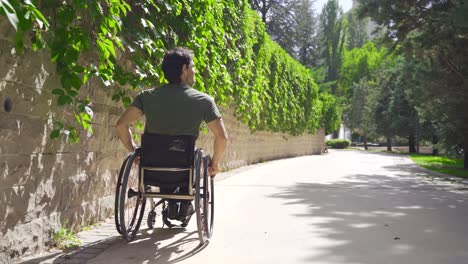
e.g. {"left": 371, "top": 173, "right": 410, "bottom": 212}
{"left": 140, "top": 133, "right": 196, "bottom": 193}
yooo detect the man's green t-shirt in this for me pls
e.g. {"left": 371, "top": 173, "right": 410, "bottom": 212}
{"left": 131, "top": 84, "right": 221, "bottom": 137}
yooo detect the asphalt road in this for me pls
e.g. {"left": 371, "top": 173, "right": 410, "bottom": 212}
{"left": 88, "top": 150, "right": 468, "bottom": 264}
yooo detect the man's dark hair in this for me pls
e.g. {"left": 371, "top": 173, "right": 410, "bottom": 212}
{"left": 162, "top": 47, "right": 194, "bottom": 84}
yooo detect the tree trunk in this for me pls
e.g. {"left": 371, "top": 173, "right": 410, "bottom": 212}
{"left": 463, "top": 82, "right": 468, "bottom": 169}
{"left": 387, "top": 137, "right": 392, "bottom": 152}
{"left": 464, "top": 129, "right": 468, "bottom": 169}
{"left": 408, "top": 134, "right": 416, "bottom": 153}
{"left": 415, "top": 120, "right": 420, "bottom": 153}
{"left": 363, "top": 134, "right": 368, "bottom": 151}
{"left": 432, "top": 136, "right": 438, "bottom": 156}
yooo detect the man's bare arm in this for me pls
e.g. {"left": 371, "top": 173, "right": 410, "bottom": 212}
{"left": 115, "top": 106, "right": 144, "bottom": 152}
{"left": 206, "top": 117, "right": 228, "bottom": 177}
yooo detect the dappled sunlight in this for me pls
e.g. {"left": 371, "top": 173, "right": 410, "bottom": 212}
{"left": 85, "top": 227, "right": 207, "bottom": 264}
{"left": 270, "top": 180, "right": 468, "bottom": 263}
{"left": 265, "top": 151, "right": 468, "bottom": 263}
{"left": 348, "top": 223, "right": 376, "bottom": 229}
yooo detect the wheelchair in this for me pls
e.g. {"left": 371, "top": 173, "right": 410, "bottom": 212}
{"left": 114, "top": 133, "right": 214, "bottom": 244}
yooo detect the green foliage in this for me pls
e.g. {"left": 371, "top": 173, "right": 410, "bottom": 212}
{"left": 358, "top": 0, "right": 468, "bottom": 168}
{"left": 346, "top": 8, "right": 368, "bottom": 49}
{"left": 319, "top": 93, "right": 342, "bottom": 135}
{"left": 338, "top": 42, "right": 388, "bottom": 97}
{"left": 326, "top": 139, "right": 351, "bottom": 149}
{"left": 50, "top": 225, "right": 82, "bottom": 250}
{"left": 1, "top": 0, "right": 339, "bottom": 139}
{"left": 345, "top": 78, "right": 375, "bottom": 135}
{"left": 318, "top": 0, "right": 347, "bottom": 95}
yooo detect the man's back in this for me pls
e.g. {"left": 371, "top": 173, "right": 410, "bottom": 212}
{"left": 116, "top": 46, "right": 227, "bottom": 177}
{"left": 132, "top": 84, "right": 220, "bottom": 137}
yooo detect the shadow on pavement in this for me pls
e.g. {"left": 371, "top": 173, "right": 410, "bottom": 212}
{"left": 83, "top": 227, "right": 207, "bottom": 264}
{"left": 21, "top": 227, "right": 206, "bottom": 264}
{"left": 269, "top": 161, "right": 468, "bottom": 264}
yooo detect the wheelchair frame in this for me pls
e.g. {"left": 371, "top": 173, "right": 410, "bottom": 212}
{"left": 114, "top": 146, "right": 214, "bottom": 244}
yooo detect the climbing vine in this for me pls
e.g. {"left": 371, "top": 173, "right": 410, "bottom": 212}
{"left": 1, "top": 0, "right": 340, "bottom": 141}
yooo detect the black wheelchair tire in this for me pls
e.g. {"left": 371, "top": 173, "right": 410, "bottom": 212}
{"left": 195, "top": 152, "right": 214, "bottom": 244}
{"left": 204, "top": 156, "right": 215, "bottom": 238}
{"left": 119, "top": 150, "right": 146, "bottom": 241}
{"left": 114, "top": 153, "right": 132, "bottom": 234}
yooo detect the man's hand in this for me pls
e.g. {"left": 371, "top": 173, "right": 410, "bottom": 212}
{"left": 208, "top": 163, "right": 219, "bottom": 178}
{"left": 133, "top": 155, "right": 140, "bottom": 166}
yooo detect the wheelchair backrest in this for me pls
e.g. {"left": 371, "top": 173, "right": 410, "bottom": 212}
{"left": 140, "top": 133, "right": 196, "bottom": 168}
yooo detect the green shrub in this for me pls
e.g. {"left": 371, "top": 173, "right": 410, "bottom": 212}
{"left": 326, "top": 139, "right": 351, "bottom": 149}
{"left": 50, "top": 224, "right": 82, "bottom": 250}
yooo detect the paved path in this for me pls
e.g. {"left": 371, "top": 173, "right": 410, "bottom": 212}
{"left": 22, "top": 150, "right": 468, "bottom": 264}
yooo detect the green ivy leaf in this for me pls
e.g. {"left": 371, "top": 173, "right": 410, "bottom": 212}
{"left": 52, "top": 88, "right": 65, "bottom": 95}
{"left": 50, "top": 129, "right": 61, "bottom": 139}
{"left": 72, "top": 65, "right": 85, "bottom": 73}
{"left": 68, "top": 128, "right": 79, "bottom": 144}
{"left": 122, "top": 96, "right": 131, "bottom": 107}
{"left": 69, "top": 74, "right": 82, "bottom": 89}
{"left": 136, "top": 121, "right": 144, "bottom": 131}
{"left": 68, "top": 90, "right": 78, "bottom": 97}
{"left": 13, "top": 31, "right": 24, "bottom": 54}
{"left": 57, "top": 95, "right": 72, "bottom": 106}
{"left": 1, "top": 0, "right": 19, "bottom": 30}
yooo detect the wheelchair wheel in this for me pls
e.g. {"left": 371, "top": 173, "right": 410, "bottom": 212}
{"left": 119, "top": 150, "right": 146, "bottom": 241}
{"left": 204, "top": 156, "right": 215, "bottom": 237}
{"left": 195, "top": 152, "right": 214, "bottom": 244}
{"left": 115, "top": 153, "right": 132, "bottom": 234}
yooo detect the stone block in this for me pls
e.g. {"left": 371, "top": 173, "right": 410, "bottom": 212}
{"left": 0, "top": 154, "right": 36, "bottom": 188}
{"left": 0, "top": 184, "right": 36, "bottom": 234}
{"left": 0, "top": 49, "right": 55, "bottom": 92}
{"left": 59, "top": 173, "right": 94, "bottom": 211}
{"left": 0, "top": 83, "right": 52, "bottom": 118}
{"left": 98, "top": 195, "right": 115, "bottom": 219}
{"left": 0, "top": 218, "right": 43, "bottom": 261}
{"left": 32, "top": 169, "right": 63, "bottom": 221}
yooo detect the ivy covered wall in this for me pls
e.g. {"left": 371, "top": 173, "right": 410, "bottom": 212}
{"left": 1, "top": 0, "right": 340, "bottom": 139}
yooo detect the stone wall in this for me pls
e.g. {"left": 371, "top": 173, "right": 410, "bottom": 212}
{"left": 0, "top": 19, "right": 324, "bottom": 262}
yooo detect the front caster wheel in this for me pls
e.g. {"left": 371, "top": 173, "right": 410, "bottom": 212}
{"left": 147, "top": 211, "right": 156, "bottom": 230}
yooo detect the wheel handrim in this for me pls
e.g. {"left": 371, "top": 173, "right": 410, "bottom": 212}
{"left": 119, "top": 152, "right": 146, "bottom": 241}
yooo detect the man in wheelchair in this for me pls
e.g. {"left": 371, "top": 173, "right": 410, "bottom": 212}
{"left": 115, "top": 47, "right": 228, "bottom": 225}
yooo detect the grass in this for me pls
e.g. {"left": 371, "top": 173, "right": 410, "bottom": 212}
{"left": 50, "top": 225, "right": 82, "bottom": 250}
{"left": 410, "top": 154, "right": 468, "bottom": 179}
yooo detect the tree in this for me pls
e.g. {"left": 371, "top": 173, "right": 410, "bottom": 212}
{"left": 387, "top": 69, "right": 419, "bottom": 153}
{"left": 249, "top": 0, "right": 319, "bottom": 63}
{"left": 294, "top": 0, "right": 319, "bottom": 67}
{"left": 318, "top": 0, "right": 347, "bottom": 95}
{"left": 340, "top": 42, "right": 387, "bottom": 148}
{"left": 265, "top": 1, "right": 299, "bottom": 56}
{"left": 320, "top": 93, "right": 343, "bottom": 135}
{"left": 345, "top": 78, "right": 376, "bottom": 150}
{"left": 359, "top": 0, "right": 468, "bottom": 168}
{"left": 346, "top": 8, "right": 369, "bottom": 49}
{"left": 248, "top": 0, "right": 279, "bottom": 23}
{"left": 373, "top": 68, "right": 397, "bottom": 151}
{"left": 338, "top": 41, "right": 386, "bottom": 97}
